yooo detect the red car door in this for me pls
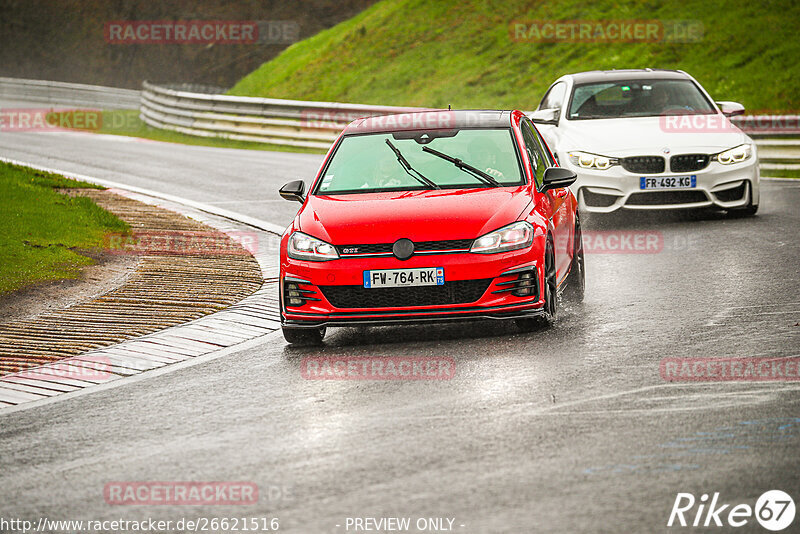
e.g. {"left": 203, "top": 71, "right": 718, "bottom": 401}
{"left": 521, "top": 119, "right": 574, "bottom": 283}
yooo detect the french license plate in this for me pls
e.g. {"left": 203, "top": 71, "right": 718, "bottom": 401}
{"left": 363, "top": 267, "right": 444, "bottom": 288}
{"left": 640, "top": 176, "right": 697, "bottom": 189}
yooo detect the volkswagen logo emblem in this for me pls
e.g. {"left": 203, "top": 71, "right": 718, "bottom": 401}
{"left": 392, "top": 238, "right": 415, "bottom": 261}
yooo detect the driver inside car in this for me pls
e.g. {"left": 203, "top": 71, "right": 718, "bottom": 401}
{"left": 649, "top": 84, "right": 670, "bottom": 113}
{"left": 362, "top": 156, "right": 405, "bottom": 189}
{"left": 467, "top": 139, "right": 506, "bottom": 180}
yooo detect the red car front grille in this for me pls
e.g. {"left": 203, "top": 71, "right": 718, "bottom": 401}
{"left": 336, "top": 239, "right": 474, "bottom": 256}
{"left": 318, "top": 279, "right": 492, "bottom": 309}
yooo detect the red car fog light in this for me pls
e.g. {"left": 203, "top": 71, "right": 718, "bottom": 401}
{"left": 513, "top": 271, "right": 537, "bottom": 297}
{"left": 492, "top": 267, "right": 539, "bottom": 299}
{"left": 286, "top": 282, "right": 304, "bottom": 306}
{"left": 283, "top": 278, "right": 321, "bottom": 308}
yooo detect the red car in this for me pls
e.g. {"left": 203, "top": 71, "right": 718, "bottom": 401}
{"left": 278, "top": 110, "right": 584, "bottom": 344}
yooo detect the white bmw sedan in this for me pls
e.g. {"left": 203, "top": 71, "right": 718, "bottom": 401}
{"left": 531, "top": 69, "right": 759, "bottom": 216}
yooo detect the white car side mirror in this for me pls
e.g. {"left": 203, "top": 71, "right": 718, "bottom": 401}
{"left": 530, "top": 108, "right": 560, "bottom": 125}
{"left": 716, "top": 101, "right": 745, "bottom": 117}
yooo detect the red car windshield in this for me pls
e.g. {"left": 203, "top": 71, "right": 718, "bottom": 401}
{"left": 315, "top": 128, "right": 524, "bottom": 194}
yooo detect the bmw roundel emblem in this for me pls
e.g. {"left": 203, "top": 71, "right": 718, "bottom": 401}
{"left": 663, "top": 147, "right": 671, "bottom": 154}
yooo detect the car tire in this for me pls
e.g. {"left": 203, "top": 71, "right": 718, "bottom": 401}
{"left": 561, "top": 216, "right": 585, "bottom": 304}
{"left": 282, "top": 326, "right": 326, "bottom": 345}
{"left": 728, "top": 182, "right": 759, "bottom": 217}
{"left": 515, "top": 238, "right": 557, "bottom": 332}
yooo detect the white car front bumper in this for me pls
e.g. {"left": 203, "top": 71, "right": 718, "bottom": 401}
{"left": 563, "top": 154, "right": 760, "bottom": 213}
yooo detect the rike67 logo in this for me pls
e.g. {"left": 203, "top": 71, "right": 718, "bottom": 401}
{"left": 668, "top": 490, "right": 795, "bottom": 531}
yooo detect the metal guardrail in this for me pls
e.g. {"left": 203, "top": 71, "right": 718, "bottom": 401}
{"left": 0, "top": 77, "right": 796, "bottom": 170}
{"left": 139, "top": 81, "right": 800, "bottom": 169}
{"left": 730, "top": 115, "right": 800, "bottom": 170}
{"left": 139, "top": 81, "right": 433, "bottom": 150}
{"left": 0, "top": 77, "right": 140, "bottom": 110}
{"left": 754, "top": 139, "right": 800, "bottom": 170}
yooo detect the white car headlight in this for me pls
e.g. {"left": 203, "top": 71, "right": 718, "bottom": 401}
{"left": 568, "top": 151, "right": 617, "bottom": 170}
{"left": 287, "top": 231, "right": 339, "bottom": 261}
{"left": 713, "top": 144, "right": 752, "bottom": 165}
{"left": 471, "top": 221, "right": 533, "bottom": 254}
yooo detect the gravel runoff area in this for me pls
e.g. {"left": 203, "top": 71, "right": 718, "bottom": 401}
{"left": 0, "top": 189, "right": 263, "bottom": 375}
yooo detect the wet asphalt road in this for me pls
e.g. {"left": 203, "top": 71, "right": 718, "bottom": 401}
{"left": 1, "top": 130, "right": 799, "bottom": 532}
{"left": 0, "top": 131, "right": 322, "bottom": 226}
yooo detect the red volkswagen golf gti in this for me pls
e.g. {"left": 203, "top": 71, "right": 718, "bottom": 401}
{"left": 278, "top": 110, "right": 584, "bottom": 344}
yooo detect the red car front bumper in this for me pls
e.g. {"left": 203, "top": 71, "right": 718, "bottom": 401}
{"left": 280, "top": 248, "right": 546, "bottom": 327}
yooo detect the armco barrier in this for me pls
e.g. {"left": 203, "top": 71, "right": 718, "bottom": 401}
{"left": 139, "top": 82, "right": 800, "bottom": 169}
{"left": 0, "top": 77, "right": 797, "bottom": 170}
{"left": 139, "top": 81, "right": 432, "bottom": 150}
{"left": 0, "top": 77, "right": 140, "bottom": 110}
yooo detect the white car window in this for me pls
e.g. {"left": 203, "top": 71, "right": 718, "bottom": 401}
{"left": 567, "top": 79, "right": 716, "bottom": 120}
{"left": 539, "top": 82, "right": 566, "bottom": 110}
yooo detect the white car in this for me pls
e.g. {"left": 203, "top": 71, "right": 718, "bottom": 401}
{"left": 531, "top": 69, "right": 759, "bottom": 216}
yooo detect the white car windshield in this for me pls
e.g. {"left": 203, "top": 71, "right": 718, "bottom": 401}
{"left": 567, "top": 79, "right": 716, "bottom": 120}
{"left": 315, "top": 128, "right": 524, "bottom": 194}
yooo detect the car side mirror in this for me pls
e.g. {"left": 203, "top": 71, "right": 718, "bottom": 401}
{"left": 716, "top": 101, "right": 745, "bottom": 117}
{"left": 530, "top": 108, "right": 560, "bottom": 125}
{"left": 540, "top": 167, "right": 577, "bottom": 192}
{"left": 279, "top": 180, "right": 306, "bottom": 203}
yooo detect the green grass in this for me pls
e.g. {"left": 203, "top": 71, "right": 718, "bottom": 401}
{"left": 0, "top": 163, "right": 129, "bottom": 295}
{"left": 70, "top": 110, "right": 326, "bottom": 154}
{"left": 761, "top": 168, "right": 800, "bottom": 179}
{"left": 229, "top": 0, "right": 800, "bottom": 113}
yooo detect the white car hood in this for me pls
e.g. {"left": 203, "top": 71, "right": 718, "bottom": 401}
{"left": 554, "top": 115, "right": 749, "bottom": 156}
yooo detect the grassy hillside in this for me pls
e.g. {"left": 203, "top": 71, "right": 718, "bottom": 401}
{"left": 230, "top": 0, "right": 799, "bottom": 113}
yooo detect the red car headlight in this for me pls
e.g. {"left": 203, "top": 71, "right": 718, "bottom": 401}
{"left": 287, "top": 231, "right": 339, "bottom": 261}
{"left": 470, "top": 221, "right": 533, "bottom": 254}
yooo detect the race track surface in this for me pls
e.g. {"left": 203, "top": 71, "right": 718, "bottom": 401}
{"left": 1, "top": 129, "right": 799, "bottom": 532}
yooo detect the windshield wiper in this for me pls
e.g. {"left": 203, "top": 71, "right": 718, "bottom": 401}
{"left": 385, "top": 139, "right": 440, "bottom": 190}
{"left": 421, "top": 146, "right": 501, "bottom": 187}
